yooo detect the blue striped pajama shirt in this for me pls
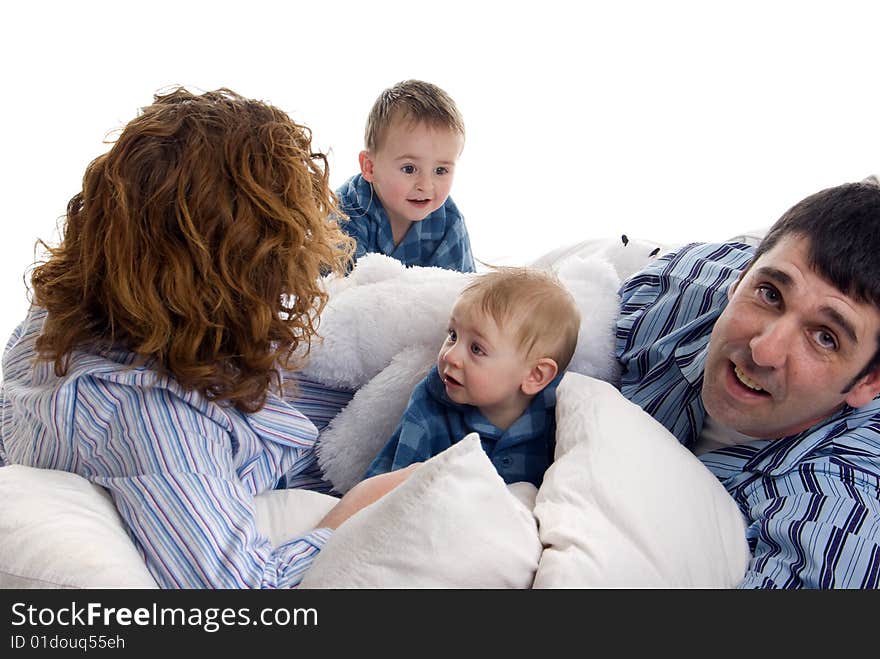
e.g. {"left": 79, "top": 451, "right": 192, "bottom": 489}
{"left": 335, "top": 173, "right": 476, "bottom": 272}
{"left": 617, "top": 242, "right": 880, "bottom": 588}
{"left": 0, "top": 307, "right": 336, "bottom": 588}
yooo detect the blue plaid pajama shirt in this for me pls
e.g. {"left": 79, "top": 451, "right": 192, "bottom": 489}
{"left": 363, "top": 365, "right": 560, "bottom": 487}
{"left": 335, "top": 173, "right": 476, "bottom": 272}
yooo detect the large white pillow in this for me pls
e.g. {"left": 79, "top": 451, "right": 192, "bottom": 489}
{"left": 0, "top": 465, "right": 159, "bottom": 588}
{"left": 300, "top": 435, "right": 542, "bottom": 588}
{"left": 0, "top": 465, "right": 341, "bottom": 589}
{"left": 533, "top": 372, "right": 751, "bottom": 588}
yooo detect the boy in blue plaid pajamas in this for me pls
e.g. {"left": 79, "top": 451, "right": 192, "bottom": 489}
{"left": 287, "top": 81, "right": 473, "bottom": 491}
{"left": 335, "top": 79, "right": 475, "bottom": 272}
{"left": 363, "top": 267, "right": 581, "bottom": 487}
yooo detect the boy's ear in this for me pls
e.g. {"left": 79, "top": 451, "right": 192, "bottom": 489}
{"left": 521, "top": 358, "right": 558, "bottom": 396}
{"left": 359, "top": 150, "right": 375, "bottom": 181}
{"left": 844, "top": 365, "right": 880, "bottom": 409}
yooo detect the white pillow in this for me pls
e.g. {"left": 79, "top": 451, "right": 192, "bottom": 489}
{"left": 726, "top": 227, "right": 769, "bottom": 247}
{"left": 253, "top": 487, "right": 339, "bottom": 547}
{"left": 300, "top": 434, "right": 542, "bottom": 588}
{"left": 532, "top": 373, "right": 751, "bottom": 588}
{"left": 0, "top": 465, "right": 341, "bottom": 589}
{"left": 0, "top": 465, "right": 158, "bottom": 588}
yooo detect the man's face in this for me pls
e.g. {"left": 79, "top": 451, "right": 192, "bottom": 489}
{"left": 702, "top": 234, "right": 880, "bottom": 438}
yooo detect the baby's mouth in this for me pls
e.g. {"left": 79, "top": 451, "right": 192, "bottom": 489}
{"left": 443, "top": 373, "right": 462, "bottom": 387}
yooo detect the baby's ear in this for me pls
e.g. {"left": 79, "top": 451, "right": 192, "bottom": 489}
{"left": 359, "top": 151, "right": 375, "bottom": 181}
{"left": 521, "top": 358, "right": 558, "bottom": 396}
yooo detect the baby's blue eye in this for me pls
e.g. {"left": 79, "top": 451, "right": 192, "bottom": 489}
{"left": 401, "top": 165, "right": 416, "bottom": 174}
{"left": 448, "top": 329, "right": 457, "bottom": 342}
{"left": 470, "top": 343, "right": 484, "bottom": 355}
{"left": 434, "top": 167, "right": 449, "bottom": 175}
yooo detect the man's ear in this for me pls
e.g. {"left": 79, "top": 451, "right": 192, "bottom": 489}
{"left": 844, "top": 366, "right": 880, "bottom": 408}
{"left": 521, "top": 358, "right": 558, "bottom": 396}
{"left": 728, "top": 270, "right": 747, "bottom": 301}
{"left": 359, "top": 150, "right": 375, "bottom": 181}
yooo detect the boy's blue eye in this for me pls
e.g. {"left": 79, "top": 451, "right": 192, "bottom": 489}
{"left": 448, "top": 329, "right": 457, "bottom": 342}
{"left": 435, "top": 167, "right": 449, "bottom": 175}
{"left": 401, "top": 165, "right": 416, "bottom": 174}
{"left": 470, "top": 343, "right": 484, "bottom": 355}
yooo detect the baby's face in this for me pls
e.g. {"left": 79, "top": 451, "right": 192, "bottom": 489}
{"left": 437, "top": 298, "right": 533, "bottom": 428}
{"left": 361, "top": 119, "right": 463, "bottom": 234}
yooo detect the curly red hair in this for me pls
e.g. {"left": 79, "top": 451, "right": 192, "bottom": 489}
{"left": 31, "top": 87, "right": 354, "bottom": 412}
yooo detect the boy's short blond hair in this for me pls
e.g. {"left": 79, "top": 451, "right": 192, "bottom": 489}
{"left": 459, "top": 267, "right": 581, "bottom": 371}
{"left": 364, "top": 79, "right": 465, "bottom": 152}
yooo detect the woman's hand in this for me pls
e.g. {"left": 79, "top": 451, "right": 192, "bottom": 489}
{"left": 316, "top": 463, "right": 421, "bottom": 530}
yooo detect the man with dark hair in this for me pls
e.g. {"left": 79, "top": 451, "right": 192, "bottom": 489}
{"left": 617, "top": 179, "right": 880, "bottom": 588}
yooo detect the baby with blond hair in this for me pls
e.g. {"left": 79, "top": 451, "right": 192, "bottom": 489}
{"left": 363, "top": 266, "right": 581, "bottom": 486}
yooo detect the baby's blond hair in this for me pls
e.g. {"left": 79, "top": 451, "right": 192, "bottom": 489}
{"left": 458, "top": 267, "right": 581, "bottom": 371}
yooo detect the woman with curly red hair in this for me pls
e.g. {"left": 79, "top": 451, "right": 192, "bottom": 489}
{"left": 0, "top": 87, "right": 416, "bottom": 588}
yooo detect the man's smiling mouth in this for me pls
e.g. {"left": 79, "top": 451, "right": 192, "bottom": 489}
{"left": 734, "top": 364, "right": 766, "bottom": 393}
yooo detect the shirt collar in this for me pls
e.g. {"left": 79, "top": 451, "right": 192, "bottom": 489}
{"left": 426, "top": 366, "right": 560, "bottom": 442}
{"left": 349, "top": 174, "right": 385, "bottom": 223}
{"left": 675, "top": 308, "right": 723, "bottom": 386}
{"left": 741, "top": 400, "right": 880, "bottom": 475}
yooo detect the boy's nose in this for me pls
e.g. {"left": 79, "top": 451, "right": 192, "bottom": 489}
{"left": 415, "top": 172, "right": 432, "bottom": 192}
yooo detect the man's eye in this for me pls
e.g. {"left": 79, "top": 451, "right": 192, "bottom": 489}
{"left": 757, "top": 284, "right": 781, "bottom": 305}
{"left": 401, "top": 165, "right": 416, "bottom": 174}
{"left": 814, "top": 329, "right": 838, "bottom": 351}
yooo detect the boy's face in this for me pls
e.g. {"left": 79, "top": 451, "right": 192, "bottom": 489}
{"left": 702, "top": 234, "right": 880, "bottom": 439}
{"left": 437, "top": 297, "right": 534, "bottom": 428}
{"left": 360, "top": 118, "right": 463, "bottom": 237}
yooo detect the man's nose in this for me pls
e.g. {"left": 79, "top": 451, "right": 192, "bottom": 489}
{"left": 749, "top": 318, "right": 793, "bottom": 368}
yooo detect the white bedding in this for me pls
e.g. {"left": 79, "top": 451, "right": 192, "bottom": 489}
{"left": 0, "top": 235, "right": 753, "bottom": 588}
{"left": 0, "top": 372, "right": 749, "bottom": 589}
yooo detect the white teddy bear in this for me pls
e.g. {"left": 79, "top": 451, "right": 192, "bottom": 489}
{"left": 302, "top": 235, "right": 669, "bottom": 493}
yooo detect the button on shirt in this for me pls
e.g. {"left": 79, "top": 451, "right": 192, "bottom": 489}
{"left": 0, "top": 307, "right": 333, "bottom": 589}
{"left": 616, "top": 242, "right": 880, "bottom": 588}
{"left": 363, "top": 365, "right": 559, "bottom": 487}
{"left": 335, "top": 173, "right": 476, "bottom": 272}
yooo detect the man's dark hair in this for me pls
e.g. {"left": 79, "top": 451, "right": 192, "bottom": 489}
{"left": 751, "top": 180, "right": 880, "bottom": 388}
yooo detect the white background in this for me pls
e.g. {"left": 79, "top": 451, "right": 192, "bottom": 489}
{"left": 1, "top": 0, "right": 878, "bottom": 378}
